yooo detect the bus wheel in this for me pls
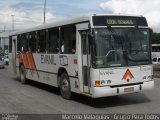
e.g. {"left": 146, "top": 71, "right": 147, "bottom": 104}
{"left": 20, "top": 65, "right": 27, "bottom": 84}
{"left": 60, "top": 73, "right": 71, "bottom": 99}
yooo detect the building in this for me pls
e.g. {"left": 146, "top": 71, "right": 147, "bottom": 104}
{"left": 0, "top": 31, "right": 11, "bottom": 52}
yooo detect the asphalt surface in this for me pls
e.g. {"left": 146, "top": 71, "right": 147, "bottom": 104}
{"left": 0, "top": 67, "right": 160, "bottom": 114}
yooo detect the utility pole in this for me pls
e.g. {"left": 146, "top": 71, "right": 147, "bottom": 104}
{"left": 11, "top": 14, "right": 15, "bottom": 31}
{"left": 44, "top": 0, "right": 46, "bottom": 24}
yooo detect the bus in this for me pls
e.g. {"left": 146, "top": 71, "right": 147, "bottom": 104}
{"left": 152, "top": 44, "right": 160, "bottom": 58}
{"left": 9, "top": 14, "right": 154, "bottom": 99}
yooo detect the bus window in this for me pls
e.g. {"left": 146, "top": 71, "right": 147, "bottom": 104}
{"left": 37, "top": 30, "right": 46, "bottom": 53}
{"left": 48, "top": 28, "right": 59, "bottom": 53}
{"left": 60, "top": 26, "right": 76, "bottom": 54}
{"left": 21, "top": 34, "right": 28, "bottom": 52}
{"left": 29, "top": 32, "right": 37, "bottom": 52}
{"left": 17, "top": 35, "right": 22, "bottom": 52}
{"left": 152, "top": 58, "right": 157, "bottom": 62}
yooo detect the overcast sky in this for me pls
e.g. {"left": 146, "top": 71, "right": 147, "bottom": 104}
{"left": 0, "top": 0, "right": 160, "bottom": 32}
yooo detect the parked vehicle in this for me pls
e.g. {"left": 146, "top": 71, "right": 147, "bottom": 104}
{"left": 4, "top": 55, "right": 9, "bottom": 65}
{"left": 5, "top": 50, "right": 8, "bottom": 55}
{"left": 0, "top": 52, "right": 5, "bottom": 56}
{"left": 152, "top": 57, "right": 160, "bottom": 70}
{"left": 0, "top": 56, "right": 5, "bottom": 69}
{"left": 152, "top": 57, "right": 160, "bottom": 65}
{"left": 152, "top": 44, "right": 160, "bottom": 58}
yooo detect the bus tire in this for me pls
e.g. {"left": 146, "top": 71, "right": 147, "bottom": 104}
{"left": 19, "top": 65, "right": 27, "bottom": 84}
{"left": 60, "top": 73, "right": 71, "bottom": 99}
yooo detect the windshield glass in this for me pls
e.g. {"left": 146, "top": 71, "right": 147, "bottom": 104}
{"left": 0, "top": 57, "right": 3, "bottom": 61}
{"left": 92, "top": 28, "right": 151, "bottom": 68}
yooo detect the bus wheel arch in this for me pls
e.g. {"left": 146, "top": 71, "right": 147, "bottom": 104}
{"left": 57, "top": 68, "right": 68, "bottom": 87}
{"left": 57, "top": 68, "right": 72, "bottom": 99}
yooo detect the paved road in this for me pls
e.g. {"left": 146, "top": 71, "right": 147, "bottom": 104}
{"left": 0, "top": 67, "right": 160, "bottom": 114}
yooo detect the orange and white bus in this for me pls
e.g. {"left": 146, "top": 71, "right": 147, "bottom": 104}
{"left": 9, "top": 14, "right": 154, "bottom": 99}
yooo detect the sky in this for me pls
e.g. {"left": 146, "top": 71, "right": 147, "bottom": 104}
{"left": 0, "top": 0, "right": 160, "bottom": 32}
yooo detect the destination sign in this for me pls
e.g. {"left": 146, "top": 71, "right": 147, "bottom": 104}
{"left": 92, "top": 16, "right": 148, "bottom": 27}
{"left": 106, "top": 19, "right": 134, "bottom": 25}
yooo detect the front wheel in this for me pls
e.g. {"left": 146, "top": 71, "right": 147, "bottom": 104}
{"left": 19, "top": 65, "right": 27, "bottom": 84}
{"left": 60, "top": 73, "right": 72, "bottom": 99}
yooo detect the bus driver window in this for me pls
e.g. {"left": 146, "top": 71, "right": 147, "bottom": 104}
{"left": 61, "top": 41, "right": 64, "bottom": 53}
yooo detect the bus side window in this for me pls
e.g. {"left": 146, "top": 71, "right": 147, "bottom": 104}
{"left": 71, "top": 27, "right": 76, "bottom": 54}
{"left": 48, "top": 28, "right": 59, "bottom": 53}
{"left": 37, "top": 30, "right": 46, "bottom": 53}
{"left": 60, "top": 25, "right": 76, "bottom": 54}
{"left": 21, "top": 34, "right": 28, "bottom": 52}
{"left": 17, "top": 35, "right": 22, "bottom": 52}
{"left": 60, "top": 28, "right": 64, "bottom": 53}
{"left": 28, "top": 32, "right": 37, "bottom": 52}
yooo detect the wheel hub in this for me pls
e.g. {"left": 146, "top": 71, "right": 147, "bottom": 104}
{"left": 62, "top": 79, "right": 69, "bottom": 91}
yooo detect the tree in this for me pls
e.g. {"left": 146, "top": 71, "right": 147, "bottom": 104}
{"left": 151, "top": 33, "right": 160, "bottom": 44}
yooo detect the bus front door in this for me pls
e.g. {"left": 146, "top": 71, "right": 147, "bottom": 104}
{"left": 12, "top": 36, "right": 17, "bottom": 74}
{"left": 77, "top": 23, "right": 91, "bottom": 94}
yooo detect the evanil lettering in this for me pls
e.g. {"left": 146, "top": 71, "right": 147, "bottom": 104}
{"left": 41, "top": 55, "right": 55, "bottom": 65}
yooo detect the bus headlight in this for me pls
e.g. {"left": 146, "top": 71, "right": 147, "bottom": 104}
{"left": 101, "top": 80, "right": 106, "bottom": 85}
{"left": 107, "top": 80, "right": 111, "bottom": 84}
{"left": 95, "top": 80, "right": 112, "bottom": 86}
{"left": 148, "top": 75, "right": 153, "bottom": 80}
{"left": 143, "top": 76, "right": 147, "bottom": 80}
{"left": 101, "top": 80, "right": 112, "bottom": 85}
{"left": 143, "top": 75, "right": 153, "bottom": 80}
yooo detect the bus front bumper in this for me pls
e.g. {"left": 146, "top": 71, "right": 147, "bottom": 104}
{"left": 92, "top": 80, "right": 154, "bottom": 98}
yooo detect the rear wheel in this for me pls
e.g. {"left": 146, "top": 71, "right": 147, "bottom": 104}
{"left": 19, "top": 65, "right": 27, "bottom": 84}
{"left": 60, "top": 73, "right": 71, "bottom": 99}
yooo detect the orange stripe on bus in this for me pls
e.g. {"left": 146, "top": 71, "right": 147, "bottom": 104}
{"left": 22, "top": 53, "right": 30, "bottom": 69}
{"left": 27, "top": 53, "right": 36, "bottom": 73}
{"left": 18, "top": 52, "right": 23, "bottom": 63}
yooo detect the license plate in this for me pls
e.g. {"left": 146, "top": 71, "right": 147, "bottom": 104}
{"left": 124, "top": 87, "right": 134, "bottom": 92}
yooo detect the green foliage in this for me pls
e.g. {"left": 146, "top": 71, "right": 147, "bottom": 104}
{"left": 151, "top": 33, "right": 160, "bottom": 44}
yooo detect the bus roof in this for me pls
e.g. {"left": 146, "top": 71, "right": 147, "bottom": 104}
{"left": 10, "top": 14, "right": 145, "bottom": 36}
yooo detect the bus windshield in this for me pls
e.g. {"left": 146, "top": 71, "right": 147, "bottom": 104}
{"left": 92, "top": 28, "right": 151, "bottom": 68}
